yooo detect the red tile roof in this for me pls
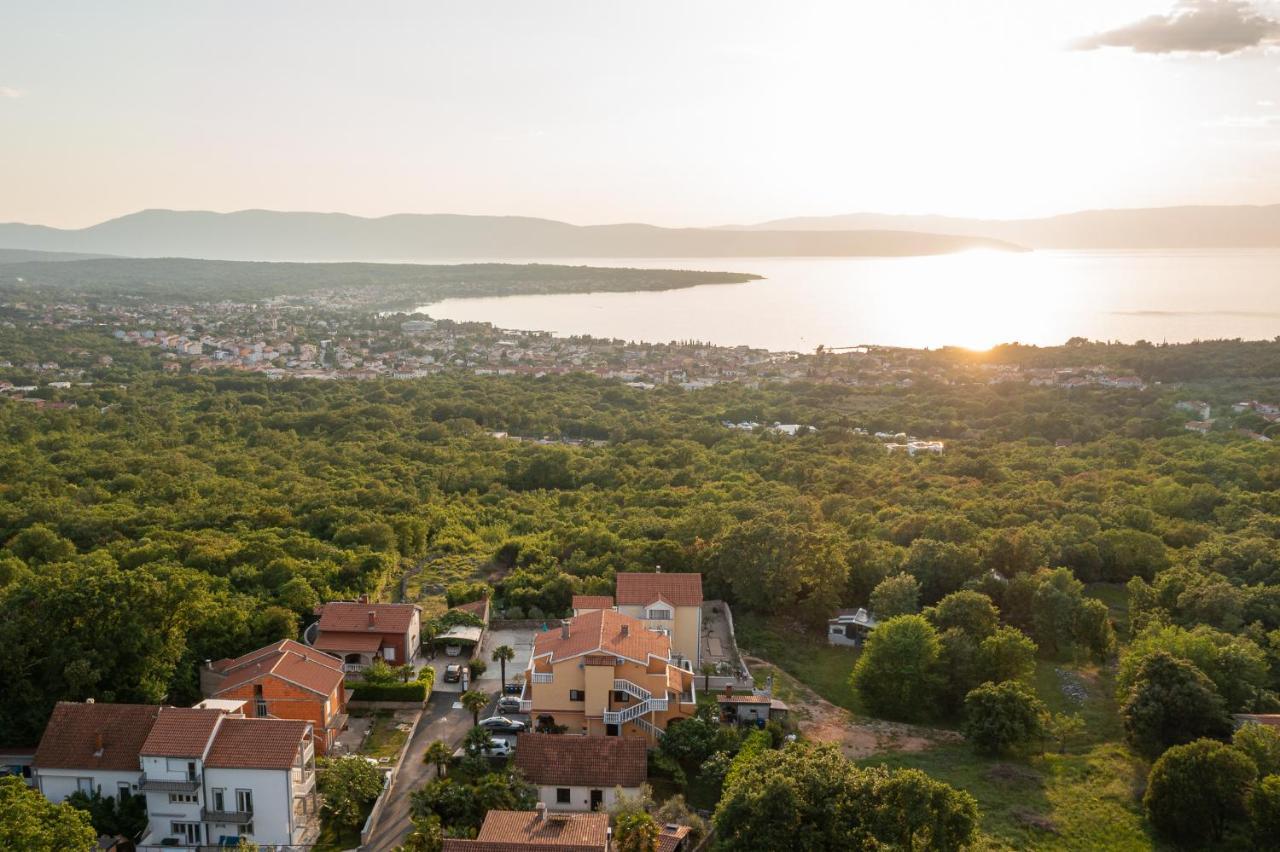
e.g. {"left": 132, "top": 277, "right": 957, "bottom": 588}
{"left": 658, "top": 825, "right": 692, "bottom": 852}
{"left": 615, "top": 573, "right": 703, "bottom": 607}
{"left": 34, "top": 702, "right": 160, "bottom": 771}
{"left": 452, "top": 598, "right": 491, "bottom": 622}
{"left": 205, "top": 718, "right": 310, "bottom": 770}
{"left": 441, "top": 810, "right": 608, "bottom": 851}
{"left": 514, "top": 734, "right": 647, "bottom": 788}
{"left": 312, "top": 631, "right": 385, "bottom": 653}
{"left": 533, "top": 610, "right": 669, "bottom": 664}
{"left": 316, "top": 601, "right": 420, "bottom": 634}
{"left": 571, "top": 595, "right": 614, "bottom": 611}
{"left": 212, "top": 639, "right": 344, "bottom": 697}
{"left": 139, "top": 707, "right": 223, "bottom": 758}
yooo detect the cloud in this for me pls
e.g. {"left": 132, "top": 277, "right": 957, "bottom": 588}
{"left": 0, "top": 86, "right": 23, "bottom": 99}
{"left": 1074, "top": 0, "right": 1280, "bottom": 54}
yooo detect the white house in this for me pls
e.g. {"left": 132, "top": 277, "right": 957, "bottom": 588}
{"left": 33, "top": 701, "right": 160, "bottom": 803}
{"left": 513, "top": 734, "right": 647, "bottom": 812}
{"left": 827, "top": 607, "right": 879, "bottom": 647}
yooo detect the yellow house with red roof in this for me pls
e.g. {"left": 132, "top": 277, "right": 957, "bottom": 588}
{"left": 572, "top": 572, "right": 703, "bottom": 667}
{"left": 523, "top": 609, "right": 696, "bottom": 744}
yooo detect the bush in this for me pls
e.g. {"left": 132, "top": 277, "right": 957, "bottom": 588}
{"left": 468, "top": 658, "right": 488, "bottom": 678}
{"left": 347, "top": 681, "right": 427, "bottom": 702}
{"left": 962, "top": 680, "right": 1046, "bottom": 755}
{"left": 851, "top": 615, "right": 942, "bottom": 721}
{"left": 1144, "top": 739, "right": 1257, "bottom": 845}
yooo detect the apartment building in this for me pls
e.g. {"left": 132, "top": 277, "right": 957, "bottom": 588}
{"left": 573, "top": 573, "right": 703, "bottom": 667}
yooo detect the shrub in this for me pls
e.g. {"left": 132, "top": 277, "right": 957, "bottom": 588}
{"left": 468, "top": 658, "right": 488, "bottom": 678}
{"left": 962, "top": 680, "right": 1046, "bottom": 755}
{"left": 347, "top": 681, "right": 427, "bottom": 702}
{"left": 851, "top": 615, "right": 942, "bottom": 721}
{"left": 1144, "top": 738, "right": 1257, "bottom": 845}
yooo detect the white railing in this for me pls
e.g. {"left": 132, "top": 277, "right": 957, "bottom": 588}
{"left": 612, "top": 679, "right": 652, "bottom": 701}
{"left": 519, "top": 699, "right": 533, "bottom": 713}
{"left": 343, "top": 663, "right": 365, "bottom": 673}
{"left": 635, "top": 718, "right": 665, "bottom": 739}
{"left": 603, "top": 696, "right": 669, "bottom": 725}
{"left": 531, "top": 672, "right": 554, "bottom": 683}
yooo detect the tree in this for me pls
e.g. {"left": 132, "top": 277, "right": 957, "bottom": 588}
{"left": 0, "top": 776, "right": 97, "bottom": 852}
{"left": 318, "top": 756, "right": 385, "bottom": 831}
{"left": 395, "top": 815, "right": 443, "bottom": 852}
{"left": 1121, "top": 651, "right": 1232, "bottom": 757}
{"left": 871, "top": 767, "right": 980, "bottom": 852}
{"left": 1044, "top": 712, "right": 1085, "bottom": 754}
{"left": 962, "top": 680, "right": 1047, "bottom": 755}
{"left": 614, "top": 810, "right": 659, "bottom": 852}
{"left": 1234, "top": 723, "right": 1280, "bottom": 778}
{"left": 659, "top": 703, "right": 722, "bottom": 765}
{"left": 492, "top": 645, "right": 515, "bottom": 691}
{"left": 468, "top": 658, "right": 488, "bottom": 679}
{"left": 903, "top": 539, "right": 980, "bottom": 605}
{"left": 699, "top": 661, "right": 717, "bottom": 695}
{"left": 5, "top": 524, "right": 76, "bottom": 566}
{"left": 870, "top": 572, "right": 921, "bottom": 619}
{"left": 424, "top": 739, "right": 452, "bottom": 778}
{"left": 66, "top": 787, "right": 148, "bottom": 839}
{"left": 461, "top": 690, "right": 489, "bottom": 726}
{"left": 977, "top": 625, "right": 1037, "bottom": 683}
{"left": 926, "top": 590, "right": 999, "bottom": 640}
{"left": 463, "top": 725, "right": 495, "bottom": 755}
{"left": 1249, "top": 775, "right": 1280, "bottom": 848}
{"left": 851, "top": 615, "right": 942, "bottom": 721}
{"left": 1143, "top": 738, "right": 1257, "bottom": 845}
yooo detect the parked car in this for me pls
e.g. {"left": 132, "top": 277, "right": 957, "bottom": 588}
{"left": 443, "top": 664, "right": 462, "bottom": 683}
{"left": 477, "top": 716, "right": 526, "bottom": 733}
{"left": 482, "top": 738, "right": 515, "bottom": 757}
{"left": 497, "top": 696, "right": 523, "bottom": 714}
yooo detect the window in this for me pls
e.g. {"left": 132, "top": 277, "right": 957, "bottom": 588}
{"left": 568, "top": 690, "right": 585, "bottom": 702}
{"left": 254, "top": 684, "right": 268, "bottom": 717}
{"left": 186, "top": 761, "right": 197, "bottom": 781}
{"left": 169, "top": 792, "right": 198, "bottom": 804}
{"left": 212, "top": 788, "right": 225, "bottom": 811}
{"left": 76, "top": 778, "right": 94, "bottom": 794}
{"left": 236, "top": 789, "right": 254, "bottom": 814}
{"left": 613, "top": 690, "right": 630, "bottom": 703}
{"left": 117, "top": 783, "right": 131, "bottom": 801}
{"left": 646, "top": 608, "right": 671, "bottom": 620}
{"left": 170, "top": 822, "right": 201, "bottom": 844}
{"left": 556, "top": 788, "right": 571, "bottom": 804}
{"left": 384, "top": 646, "right": 396, "bottom": 662}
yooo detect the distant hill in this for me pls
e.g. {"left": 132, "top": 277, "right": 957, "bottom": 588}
{"left": 0, "top": 209, "right": 1019, "bottom": 261}
{"left": 729, "top": 205, "right": 1280, "bottom": 249}
{"left": 0, "top": 247, "right": 118, "bottom": 264}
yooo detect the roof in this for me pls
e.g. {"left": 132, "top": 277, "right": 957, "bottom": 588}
{"left": 439, "top": 625, "right": 485, "bottom": 644}
{"left": 658, "top": 825, "right": 692, "bottom": 852}
{"left": 441, "top": 810, "right": 609, "bottom": 851}
{"left": 514, "top": 734, "right": 647, "bottom": 788}
{"left": 1235, "top": 714, "right": 1280, "bottom": 729}
{"left": 205, "top": 718, "right": 310, "bottom": 770}
{"left": 571, "top": 595, "right": 615, "bottom": 611}
{"left": 316, "top": 601, "right": 420, "bottom": 634}
{"left": 615, "top": 573, "right": 703, "bottom": 607}
{"left": 212, "top": 639, "right": 345, "bottom": 698}
{"left": 717, "top": 693, "right": 771, "bottom": 704}
{"left": 139, "top": 707, "right": 223, "bottom": 757}
{"left": 829, "top": 607, "right": 877, "bottom": 627}
{"left": 34, "top": 702, "right": 161, "bottom": 772}
{"left": 533, "top": 609, "right": 670, "bottom": 665}
{"left": 312, "top": 631, "right": 385, "bottom": 653}
{"left": 452, "top": 598, "right": 491, "bottom": 622}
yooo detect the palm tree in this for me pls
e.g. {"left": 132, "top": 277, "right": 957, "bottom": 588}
{"left": 463, "top": 725, "right": 494, "bottom": 755}
{"left": 423, "top": 739, "right": 451, "bottom": 778}
{"left": 492, "top": 645, "right": 516, "bottom": 692}
{"left": 699, "top": 661, "right": 717, "bottom": 695}
{"left": 461, "top": 689, "right": 488, "bottom": 727}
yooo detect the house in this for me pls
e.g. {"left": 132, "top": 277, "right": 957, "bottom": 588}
{"left": 137, "top": 711, "right": 318, "bottom": 849}
{"left": 827, "top": 607, "right": 878, "bottom": 647}
{"left": 311, "top": 597, "right": 422, "bottom": 671}
{"left": 434, "top": 597, "right": 491, "bottom": 655}
{"left": 1184, "top": 420, "right": 1215, "bottom": 434}
{"left": 0, "top": 747, "right": 36, "bottom": 785}
{"left": 442, "top": 806, "right": 609, "bottom": 851}
{"left": 200, "top": 639, "right": 350, "bottom": 755}
{"left": 524, "top": 609, "right": 697, "bottom": 744}
{"left": 33, "top": 700, "right": 318, "bottom": 849}
{"left": 571, "top": 595, "right": 616, "bottom": 616}
{"left": 613, "top": 572, "right": 703, "bottom": 667}
{"left": 514, "top": 733, "right": 647, "bottom": 812}
{"left": 713, "top": 685, "right": 789, "bottom": 726}
{"left": 33, "top": 701, "right": 161, "bottom": 802}
{"left": 1175, "top": 400, "right": 1212, "bottom": 421}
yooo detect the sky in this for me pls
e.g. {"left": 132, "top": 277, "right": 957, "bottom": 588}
{"left": 2, "top": 1, "right": 1279, "bottom": 229}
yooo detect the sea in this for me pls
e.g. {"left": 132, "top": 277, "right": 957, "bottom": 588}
{"left": 411, "top": 250, "right": 1280, "bottom": 352}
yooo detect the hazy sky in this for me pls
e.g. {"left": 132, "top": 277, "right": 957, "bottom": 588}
{"left": 3, "top": 1, "right": 1279, "bottom": 228}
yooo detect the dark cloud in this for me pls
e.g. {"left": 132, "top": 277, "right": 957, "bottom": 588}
{"left": 1074, "top": 0, "right": 1280, "bottom": 54}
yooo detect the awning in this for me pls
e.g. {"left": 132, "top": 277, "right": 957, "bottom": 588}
{"left": 312, "top": 631, "right": 383, "bottom": 653}
{"left": 436, "top": 625, "right": 483, "bottom": 645}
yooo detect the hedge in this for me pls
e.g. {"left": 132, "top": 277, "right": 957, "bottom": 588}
{"left": 346, "top": 681, "right": 427, "bottom": 702}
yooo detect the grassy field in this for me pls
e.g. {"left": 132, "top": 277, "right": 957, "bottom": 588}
{"left": 358, "top": 710, "right": 412, "bottom": 760}
{"left": 314, "top": 803, "right": 371, "bottom": 852}
{"left": 1085, "top": 582, "right": 1132, "bottom": 638}
{"left": 734, "top": 612, "right": 865, "bottom": 714}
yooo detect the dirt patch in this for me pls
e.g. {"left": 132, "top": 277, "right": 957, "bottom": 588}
{"left": 743, "top": 655, "right": 962, "bottom": 759}
{"left": 985, "top": 762, "right": 1045, "bottom": 787}
{"left": 1011, "top": 807, "right": 1059, "bottom": 834}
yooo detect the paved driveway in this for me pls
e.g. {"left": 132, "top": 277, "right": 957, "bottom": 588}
{"left": 475, "top": 627, "right": 535, "bottom": 691}
{"left": 362, "top": 690, "right": 492, "bottom": 851}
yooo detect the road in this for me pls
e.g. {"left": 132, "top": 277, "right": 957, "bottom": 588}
{"left": 362, "top": 691, "right": 483, "bottom": 851}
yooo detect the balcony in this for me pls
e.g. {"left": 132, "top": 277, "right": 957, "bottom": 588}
{"left": 518, "top": 699, "right": 532, "bottom": 713}
{"left": 138, "top": 773, "right": 201, "bottom": 793}
{"left": 202, "top": 807, "right": 254, "bottom": 824}
{"left": 530, "top": 672, "right": 554, "bottom": 684}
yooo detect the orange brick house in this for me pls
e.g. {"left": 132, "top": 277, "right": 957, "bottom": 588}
{"left": 200, "top": 639, "right": 349, "bottom": 755}
{"left": 311, "top": 599, "right": 422, "bottom": 670}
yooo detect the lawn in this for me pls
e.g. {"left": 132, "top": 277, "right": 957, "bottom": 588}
{"left": 1085, "top": 582, "right": 1132, "bottom": 637}
{"left": 314, "top": 804, "right": 370, "bottom": 852}
{"left": 358, "top": 710, "right": 412, "bottom": 760}
{"left": 734, "top": 612, "right": 864, "bottom": 714}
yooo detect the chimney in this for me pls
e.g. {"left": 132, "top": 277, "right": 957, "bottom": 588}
{"left": 535, "top": 802, "right": 547, "bottom": 822}
{"left": 358, "top": 594, "right": 369, "bottom": 604}
{"left": 368, "top": 611, "right": 376, "bottom": 627}
{"left": 620, "top": 624, "right": 629, "bottom": 637}
{"left": 85, "top": 697, "right": 95, "bottom": 704}
{"left": 561, "top": 622, "right": 570, "bottom": 640}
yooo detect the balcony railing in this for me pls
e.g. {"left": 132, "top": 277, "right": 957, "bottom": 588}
{"left": 202, "top": 807, "right": 254, "bottom": 824}
{"left": 138, "top": 773, "right": 201, "bottom": 793}
{"left": 530, "top": 672, "right": 554, "bottom": 684}
{"left": 518, "top": 699, "right": 532, "bottom": 713}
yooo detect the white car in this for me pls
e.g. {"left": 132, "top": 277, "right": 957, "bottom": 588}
{"left": 482, "top": 738, "right": 515, "bottom": 757}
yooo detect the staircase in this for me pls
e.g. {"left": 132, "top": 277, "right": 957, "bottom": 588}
{"left": 603, "top": 679, "right": 669, "bottom": 727}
